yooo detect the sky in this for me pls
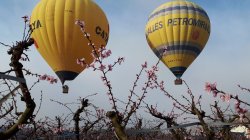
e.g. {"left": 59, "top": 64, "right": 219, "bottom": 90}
{"left": 0, "top": 0, "right": 250, "bottom": 122}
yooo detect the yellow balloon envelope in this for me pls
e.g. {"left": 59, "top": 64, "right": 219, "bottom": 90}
{"left": 30, "top": 0, "right": 109, "bottom": 84}
{"left": 145, "top": 0, "right": 210, "bottom": 84}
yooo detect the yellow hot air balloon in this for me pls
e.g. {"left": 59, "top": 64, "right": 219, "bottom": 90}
{"left": 30, "top": 0, "right": 109, "bottom": 88}
{"left": 145, "top": 0, "right": 210, "bottom": 85}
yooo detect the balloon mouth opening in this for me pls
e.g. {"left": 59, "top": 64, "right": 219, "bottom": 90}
{"left": 170, "top": 67, "right": 186, "bottom": 77}
{"left": 169, "top": 67, "right": 186, "bottom": 85}
{"left": 55, "top": 71, "right": 79, "bottom": 84}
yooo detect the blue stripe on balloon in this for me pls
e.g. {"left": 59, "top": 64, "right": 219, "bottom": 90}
{"left": 170, "top": 67, "right": 187, "bottom": 78}
{"left": 149, "top": 6, "right": 208, "bottom": 21}
{"left": 152, "top": 44, "right": 201, "bottom": 58}
{"left": 165, "top": 45, "right": 201, "bottom": 55}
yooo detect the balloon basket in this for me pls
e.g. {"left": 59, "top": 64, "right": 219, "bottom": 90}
{"left": 175, "top": 78, "right": 182, "bottom": 85}
{"left": 62, "top": 85, "right": 69, "bottom": 94}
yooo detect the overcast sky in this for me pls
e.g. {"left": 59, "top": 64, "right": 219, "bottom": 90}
{"left": 0, "top": 0, "right": 250, "bottom": 120}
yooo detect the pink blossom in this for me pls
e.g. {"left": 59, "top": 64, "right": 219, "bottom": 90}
{"left": 101, "top": 50, "right": 112, "bottom": 59}
{"left": 205, "top": 82, "right": 211, "bottom": 92}
{"left": 84, "top": 32, "right": 90, "bottom": 37}
{"left": 99, "top": 64, "right": 106, "bottom": 71}
{"left": 159, "top": 81, "right": 164, "bottom": 90}
{"left": 101, "top": 76, "right": 106, "bottom": 81}
{"left": 234, "top": 100, "right": 240, "bottom": 107}
{"left": 205, "top": 82, "right": 217, "bottom": 93}
{"left": 220, "top": 95, "right": 225, "bottom": 102}
{"left": 75, "top": 20, "right": 85, "bottom": 31}
{"left": 212, "top": 91, "right": 217, "bottom": 97}
{"left": 243, "top": 108, "right": 248, "bottom": 113}
{"left": 141, "top": 62, "right": 147, "bottom": 68}
{"left": 106, "top": 49, "right": 112, "bottom": 55}
{"left": 108, "top": 64, "right": 113, "bottom": 71}
{"left": 239, "top": 113, "right": 245, "bottom": 122}
{"left": 224, "top": 94, "right": 231, "bottom": 102}
{"left": 210, "top": 82, "right": 217, "bottom": 90}
{"left": 39, "top": 74, "right": 57, "bottom": 84}
{"left": 236, "top": 108, "right": 241, "bottom": 114}
{"left": 147, "top": 70, "right": 157, "bottom": 81}
{"left": 46, "top": 76, "right": 51, "bottom": 81}
{"left": 152, "top": 65, "right": 158, "bottom": 71}
{"left": 39, "top": 74, "right": 47, "bottom": 80}
{"left": 50, "top": 79, "right": 58, "bottom": 84}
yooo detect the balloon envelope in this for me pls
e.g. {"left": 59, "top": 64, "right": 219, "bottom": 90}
{"left": 30, "top": 0, "right": 109, "bottom": 84}
{"left": 145, "top": 0, "right": 210, "bottom": 80}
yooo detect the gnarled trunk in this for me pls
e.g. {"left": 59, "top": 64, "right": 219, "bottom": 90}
{"left": 106, "top": 111, "right": 127, "bottom": 140}
{"left": 0, "top": 40, "right": 36, "bottom": 139}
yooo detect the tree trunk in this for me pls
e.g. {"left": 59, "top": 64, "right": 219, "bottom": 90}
{"left": 0, "top": 40, "right": 36, "bottom": 139}
{"left": 194, "top": 109, "right": 214, "bottom": 140}
{"left": 73, "top": 113, "right": 80, "bottom": 140}
{"left": 106, "top": 111, "right": 127, "bottom": 140}
{"left": 73, "top": 99, "right": 88, "bottom": 140}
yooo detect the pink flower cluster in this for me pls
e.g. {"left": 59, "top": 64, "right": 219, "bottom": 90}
{"left": 99, "top": 64, "right": 106, "bottom": 71}
{"left": 141, "top": 61, "right": 147, "bottom": 68}
{"left": 76, "top": 48, "right": 123, "bottom": 74}
{"left": 205, "top": 82, "right": 231, "bottom": 101}
{"left": 147, "top": 69, "right": 158, "bottom": 81}
{"left": 145, "top": 65, "right": 159, "bottom": 89}
{"left": 39, "top": 74, "right": 57, "bottom": 84}
{"left": 159, "top": 81, "right": 164, "bottom": 90}
{"left": 75, "top": 20, "right": 85, "bottom": 31}
{"left": 205, "top": 82, "right": 217, "bottom": 93}
{"left": 108, "top": 64, "right": 113, "bottom": 71}
{"left": 219, "top": 94, "right": 231, "bottom": 102}
{"left": 234, "top": 99, "right": 248, "bottom": 121}
{"left": 99, "top": 47, "right": 112, "bottom": 59}
{"left": 205, "top": 82, "right": 249, "bottom": 122}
